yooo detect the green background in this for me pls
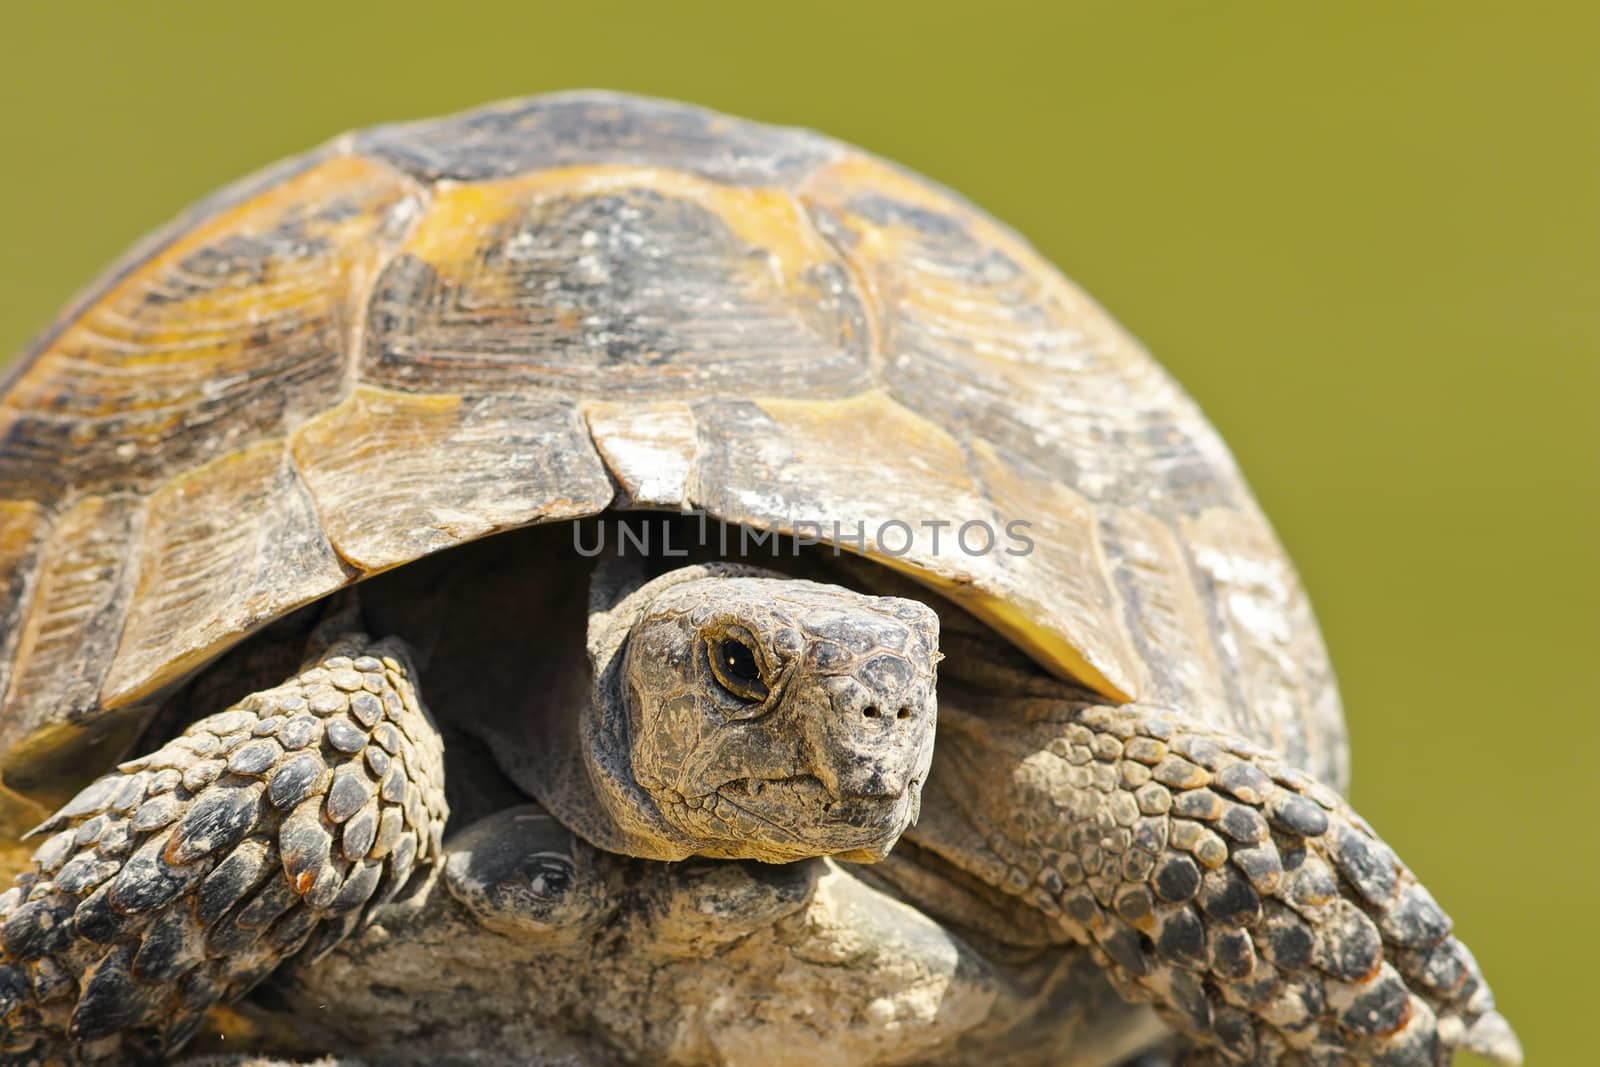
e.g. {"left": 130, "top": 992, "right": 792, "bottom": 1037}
{"left": 2, "top": 3, "right": 1592, "bottom": 1062}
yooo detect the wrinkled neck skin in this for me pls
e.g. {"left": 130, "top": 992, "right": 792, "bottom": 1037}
{"left": 552, "top": 561, "right": 940, "bottom": 865}
{"left": 582, "top": 568, "right": 711, "bottom": 861}
{"left": 541, "top": 564, "right": 734, "bottom": 862}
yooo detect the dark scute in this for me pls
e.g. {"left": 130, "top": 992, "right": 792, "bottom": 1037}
{"left": 1282, "top": 852, "right": 1340, "bottom": 909}
{"left": 132, "top": 906, "right": 205, "bottom": 982}
{"left": 1315, "top": 900, "right": 1384, "bottom": 982}
{"left": 0, "top": 963, "right": 30, "bottom": 1015}
{"left": 30, "top": 829, "right": 78, "bottom": 872}
{"left": 360, "top": 180, "right": 872, "bottom": 400}
{"left": 1217, "top": 970, "right": 1282, "bottom": 1013}
{"left": 353, "top": 91, "right": 838, "bottom": 186}
{"left": 1173, "top": 736, "right": 1226, "bottom": 770}
{"left": 380, "top": 763, "right": 407, "bottom": 803}
{"left": 69, "top": 944, "right": 148, "bottom": 1041}
{"left": 228, "top": 737, "right": 285, "bottom": 777}
{"left": 177, "top": 968, "right": 225, "bottom": 1015}
{"left": 73, "top": 815, "right": 108, "bottom": 847}
{"left": 73, "top": 884, "right": 135, "bottom": 944}
{"left": 1211, "top": 1004, "right": 1258, "bottom": 1061}
{"left": 360, "top": 861, "right": 407, "bottom": 923}
{"left": 1153, "top": 854, "right": 1202, "bottom": 903}
{"left": 56, "top": 776, "right": 117, "bottom": 820}
{"left": 1166, "top": 968, "right": 1213, "bottom": 1031}
{"left": 166, "top": 781, "right": 264, "bottom": 866}
{"left": 349, "top": 692, "right": 383, "bottom": 728}
{"left": 1372, "top": 1017, "right": 1442, "bottom": 1067}
{"left": 1216, "top": 803, "right": 1269, "bottom": 844}
{"left": 1283, "top": 973, "right": 1327, "bottom": 1025}
{"left": 95, "top": 817, "right": 135, "bottom": 857}
{"left": 1340, "top": 966, "right": 1413, "bottom": 1036}
{"left": 209, "top": 876, "right": 298, "bottom": 956}
{"left": 1261, "top": 912, "right": 1316, "bottom": 972}
{"left": 1199, "top": 865, "right": 1262, "bottom": 927}
{"left": 131, "top": 793, "right": 184, "bottom": 833}
{"left": 279, "top": 714, "right": 323, "bottom": 750}
{"left": 341, "top": 806, "right": 379, "bottom": 861}
{"left": 1214, "top": 762, "right": 1270, "bottom": 802}
{"left": 269, "top": 752, "right": 327, "bottom": 809}
{"left": 1269, "top": 793, "right": 1331, "bottom": 838}
{"left": 325, "top": 717, "right": 368, "bottom": 754}
{"left": 1, "top": 897, "right": 73, "bottom": 960}
{"left": 1113, "top": 884, "right": 1155, "bottom": 927}
{"left": 1331, "top": 826, "right": 1399, "bottom": 904}
{"left": 1130, "top": 818, "right": 1167, "bottom": 856}
{"left": 52, "top": 852, "right": 120, "bottom": 895}
{"left": 266, "top": 901, "right": 320, "bottom": 950}
{"left": 31, "top": 956, "right": 73, "bottom": 1003}
{"left": 281, "top": 810, "right": 334, "bottom": 896}
{"left": 110, "top": 772, "right": 149, "bottom": 813}
{"left": 1062, "top": 889, "right": 1101, "bottom": 927}
{"left": 1400, "top": 940, "right": 1470, "bottom": 996}
{"left": 329, "top": 859, "right": 383, "bottom": 914}
{"left": 1229, "top": 844, "right": 1283, "bottom": 891}
{"left": 1172, "top": 789, "right": 1223, "bottom": 820}
{"left": 1098, "top": 926, "right": 1150, "bottom": 978}
{"left": 251, "top": 714, "right": 287, "bottom": 737}
{"left": 1379, "top": 883, "right": 1452, "bottom": 948}
{"left": 197, "top": 839, "right": 276, "bottom": 928}
{"left": 326, "top": 764, "right": 374, "bottom": 823}
{"left": 1209, "top": 927, "right": 1257, "bottom": 980}
{"left": 233, "top": 875, "right": 297, "bottom": 933}
{"left": 204, "top": 911, "right": 264, "bottom": 955}
{"left": 388, "top": 831, "right": 419, "bottom": 886}
{"left": 109, "top": 837, "right": 205, "bottom": 914}
{"left": 1156, "top": 906, "right": 1208, "bottom": 970}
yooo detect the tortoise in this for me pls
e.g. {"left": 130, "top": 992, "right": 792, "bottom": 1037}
{"left": 0, "top": 91, "right": 1519, "bottom": 1065}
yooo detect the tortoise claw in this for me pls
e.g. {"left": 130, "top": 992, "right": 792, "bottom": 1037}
{"left": 1461, "top": 1009, "right": 1522, "bottom": 1066}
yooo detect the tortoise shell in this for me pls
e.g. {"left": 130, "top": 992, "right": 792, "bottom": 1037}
{"left": 0, "top": 91, "right": 1344, "bottom": 823}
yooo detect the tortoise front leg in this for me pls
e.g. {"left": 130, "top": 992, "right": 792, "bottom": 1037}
{"left": 0, "top": 635, "right": 448, "bottom": 1062}
{"left": 919, "top": 701, "right": 1520, "bottom": 1067}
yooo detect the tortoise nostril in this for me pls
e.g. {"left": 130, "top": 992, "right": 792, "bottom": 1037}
{"left": 863, "top": 706, "right": 881, "bottom": 719}
{"left": 896, "top": 706, "right": 912, "bottom": 720}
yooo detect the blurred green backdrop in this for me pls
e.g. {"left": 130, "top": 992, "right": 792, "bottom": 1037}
{"left": 2, "top": 3, "right": 1593, "bottom": 1062}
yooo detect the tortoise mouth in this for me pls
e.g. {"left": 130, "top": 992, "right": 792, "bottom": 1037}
{"left": 717, "top": 774, "right": 827, "bottom": 802}
{"left": 822, "top": 783, "right": 920, "bottom": 832}
{"left": 713, "top": 773, "right": 918, "bottom": 836}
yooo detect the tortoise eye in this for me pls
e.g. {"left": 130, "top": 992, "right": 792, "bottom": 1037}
{"left": 707, "top": 634, "right": 769, "bottom": 703}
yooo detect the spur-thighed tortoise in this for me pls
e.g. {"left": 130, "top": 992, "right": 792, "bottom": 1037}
{"left": 0, "top": 92, "right": 1517, "bottom": 1065}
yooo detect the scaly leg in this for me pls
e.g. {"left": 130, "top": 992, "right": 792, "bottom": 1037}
{"left": 921, "top": 700, "right": 1520, "bottom": 1066}
{"left": 0, "top": 635, "right": 448, "bottom": 1062}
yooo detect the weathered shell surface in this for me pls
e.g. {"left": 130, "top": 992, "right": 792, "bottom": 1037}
{"left": 0, "top": 92, "right": 1344, "bottom": 811}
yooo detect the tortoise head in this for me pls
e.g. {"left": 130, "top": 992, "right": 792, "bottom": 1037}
{"left": 579, "top": 564, "right": 939, "bottom": 864}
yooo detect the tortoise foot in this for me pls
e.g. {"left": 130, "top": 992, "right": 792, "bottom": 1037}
{"left": 1054, "top": 705, "right": 1521, "bottom": 1066}
{"left": 0, "top": 636, "right": 448, "bottom": 1062}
